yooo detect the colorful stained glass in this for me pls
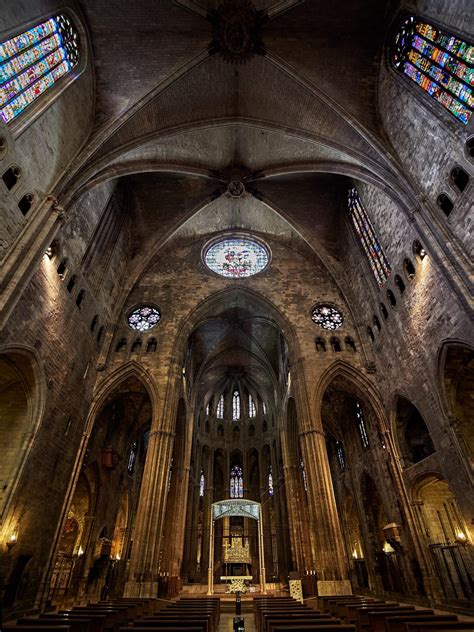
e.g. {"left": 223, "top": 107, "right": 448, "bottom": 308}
{"left": 204, "top": 238, "right": 269, "bottom": 278}
{"left": 230, "top": 465, "right": 244, "bottom": 499}
{"left": 392, "top": 15, "right": 473, "bottom": 125}
{"left": 0, "top": 14, "right": 80, "bottom": 124}
{"left": 128, "top": 305, "right": 161, "bottom": 331}
{"left": 348, "top": 187, "right": 391, "bottom": 286}
{"left": 268, "top": 466, "right": 274, "bottom": 496}
{"left": 311, "top": 304, "right": 343, "bottom": 330}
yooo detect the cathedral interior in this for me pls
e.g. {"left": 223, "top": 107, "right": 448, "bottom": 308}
{"left": 0, "top": 0, "right": 473, "bottom": 624}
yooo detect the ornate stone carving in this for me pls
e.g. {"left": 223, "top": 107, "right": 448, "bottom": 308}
{"left": 227, "top": 179, "right": 246, "bottom": 198}
{"left": 208, "top": 0, "right": 267, "bottom": 64}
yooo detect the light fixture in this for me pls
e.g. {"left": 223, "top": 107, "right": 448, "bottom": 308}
{"left": 383, "top": 541, "right": 395, "bottom": 554}
{"left": 115, "top": 553, "right": 121, "bottom": 561}
{"left": 78, "top": 546, "right": 84, "bottom": 556}
{"left": 419, "top": 248, "right": 426, "bottom": 259}
{"left": 352, "top": 549, "right": 358, "bottom": 559}
{"left": 45, "top": 246, "right": 53, "bottom": 259}
{"left": 6, "top": 532, "right": 17, "bottom": 550}
{"left": 455, "top": 531, "right": 467, "bottom": 543}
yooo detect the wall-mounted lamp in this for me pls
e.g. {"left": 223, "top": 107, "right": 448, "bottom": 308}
{"left": 45, "top": 246, "right": 53, "bottom": 259}
{"left": 78, "top": 546, "right": 84, "bottom": 556}
{"left": 6, "top": 532, "right": 17, "bottom": 550}
{"left": 115, "top": 553, "right": 121, "bottom": 561}
{"left": 352, "top": 549, "right": 358, "bottom": 559}
{"left": 382, "top": 541, "right": 395, "bottom": 554}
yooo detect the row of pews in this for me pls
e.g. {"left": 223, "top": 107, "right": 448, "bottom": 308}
{"left": 4, "top": 596, "right": 220, "bottom": 632}
{"left": 254, "top": 595, "right": 474, "bottom": 632}
{"left": 316, "top": 595, "right": 473, "bottom": 631}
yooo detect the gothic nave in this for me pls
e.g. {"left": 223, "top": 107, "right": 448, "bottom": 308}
{"left": 0, "top": 0, "right": 473, "bottom": 624}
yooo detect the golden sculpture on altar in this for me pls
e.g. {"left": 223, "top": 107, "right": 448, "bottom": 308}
{"left": 223, "top": 537, "right": 251, "bottom": 563}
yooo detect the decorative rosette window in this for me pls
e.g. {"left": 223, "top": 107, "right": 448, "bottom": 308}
{"left": 391, "top": 15, "right": 473, "bottom": 125}
{"left": 311, "top": 305, "right": 343, "bottom": 330}
{"left": 127, "top": 305, "right": 161, "bottom": 332}
{"left": 204, "top": 237, "right": 269, "bottom": 278}
{"left": 0, "top": 14, "right": 80, "bottom": 124}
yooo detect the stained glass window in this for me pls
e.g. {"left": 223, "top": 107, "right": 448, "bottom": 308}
{"left": 300, "top": 459, "right": 308, "bottom": 492}
{"left": 311, "top": 305, "right": 343, "bottom": 330}
{"left": 268, "top": 466, "right": 274, "bottom": 496}
{"left": 336, "top": 442, "right": 345, "bottom": 471}
{"left": 127, "top": 442, "right": 138, "bottom": 475}
{"left": 232, "top": 390, "right": 240, "bottom": 420}
{"left": 348, "top": 187, "right": 391, "bottom": 286}
{"left": 205, "top": 402, "right": 210, "bottom": 416}
{"left": 249, "top": 394, "right": 256, "bottom": 418}
{"left": 0, "top": 15, "right": 80, "bottom": 124}
{"left": 128, "top": 305, "right": 161, "bottom": 331}
{"left": 204, "top": 237, "right": 269, "bottom": 278}
{"left": 392, "top": 15, "right": 473, "bottom": 125}
{"left": 199, "top": 469, "right": 205, "bottom": 497}
{"left": 230, "top": 465, "right": 244, "bottom": 498}
{"left": 217, "top": 394, "right": 224, "bottom": 419}
{"left": 356, "top": 401, "right": 370, "bottom": 449}
{"left": 262, "top": 402, "right": 267, "bottom": 414}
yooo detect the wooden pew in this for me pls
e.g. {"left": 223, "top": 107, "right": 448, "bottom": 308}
{"left": 355, "top": 606, "right": 414, "bottom": 631}
{"left": 136, "top": 616, "right": 211, "bottom": 632}
{"left": 3, "top": 627, "right": 71, "bottom": 632}
{"left": 16, "top": 619, "right": 89, "bottom": 632}
{"left": 266, "top": 625, "right": 356, "bottom": 632}
{"left": 345, "top": 602, "right": 398, "bottom": 627}
{"left": 368, "top": 610, "right": 435, "bottom": 632}
{"left": 404, "top": 623, "right": 474, "bottom": 632}
{"left": 386, "top": 615, "right": 459, "bottom": 632}
{"left": 265, "top": 618, "right": 341, "bottom": 632}
{"left": 55, "top": 612, "right": 107, "bottom": 632}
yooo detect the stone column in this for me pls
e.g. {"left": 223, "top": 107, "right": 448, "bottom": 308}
{"left": 165, "top": 407, "right": 195, "bottom": 581}
{"left": 299, "top": 427, "right": 350, "bottom": 592}
{"left": 123, "top": 427, "right": 174, "bottom": 597}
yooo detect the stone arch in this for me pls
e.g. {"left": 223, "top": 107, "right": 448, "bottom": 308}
{"left": 315, "top": 361, "right": 388, "bottom": 434}
{"left": 87, "top": 361, "right": 159, "bottom": 435}
{"left": 0, "top": 346, "right": 45, "bottom": 522}
{"left": 392, "top": 395, "right": 436, "bottom": 468}
{"left": 437, "top": 340, "right": 474, "bottom": 464}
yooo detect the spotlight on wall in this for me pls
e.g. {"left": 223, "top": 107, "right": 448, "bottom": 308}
{"left": 45, "top": 246, "right": 53, "bottom": 259}
{"left": 6, "top": 532, "right": 17, "bottom": 550}
{"left": 78, "top": 546, "right": 84, "bottom": 556}
{"left": 455, "top": 531, "right": 467, "bottom": 543}
{"left": 352, "top": 549, "right": 358, "bottom": 559}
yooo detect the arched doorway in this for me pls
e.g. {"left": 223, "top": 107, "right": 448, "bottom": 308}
{"left": 411, "top": 474, "right": 473, "bottom": 604}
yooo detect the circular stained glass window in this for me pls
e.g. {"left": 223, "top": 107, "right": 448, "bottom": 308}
{"left": 128, "top": 305, "right": 161, "bottom": 331}
{"left": 311, "top": 305, "right": 343, "bottom": 330}
{"left": 204, "top": 237, "right": 269, "bottom": 278}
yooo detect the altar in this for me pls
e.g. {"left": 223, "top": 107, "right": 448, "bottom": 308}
{"left": 207, "top": 499, "right": 266, "bottom": 594}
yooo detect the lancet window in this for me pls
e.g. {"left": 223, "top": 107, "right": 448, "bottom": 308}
{"left": 348, "top": 187, "right": 391, "bottom": 286}
{"left": 232, "top": 390, "right": 241, "bottom": 420}
{"left": 1, "top": 14, "right": 80, "bottom": 124}
{"left": 392, "top": 15, "right": 473, "bottom": 125}
{"left": 268, "top": 466, "right": 274, "bottom": 496}
{"left": 356, "top": 401, "right": 370, "bottom": 449}
{"left": 230, "top": 465, "right": 244, "bottom": 498}
{"left": 199, "top": 469, "right": 205, "bottom": 497}
{"left": 127, "top": 441, "right": 138, "bottom": 475}
{"left": 249, "top": 394, "right": 256, "bottom": 418}
{"left": 216, "top": 394, "right": 224, "bottom": 419}
{"left": 336, "top": 441, "right": 345, "bottom": 471}
{"left": 300, "top": 459, "right": 308, "bottom": 492}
